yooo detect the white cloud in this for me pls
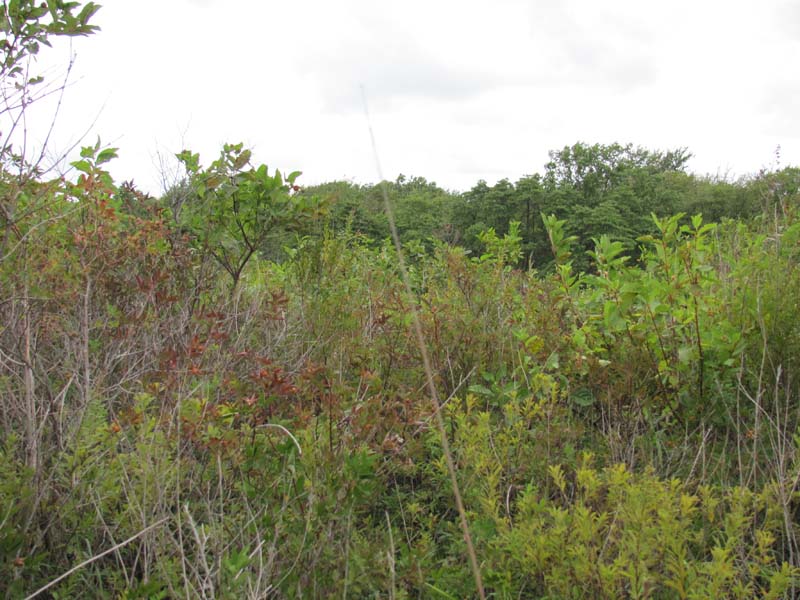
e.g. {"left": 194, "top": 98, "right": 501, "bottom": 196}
{"left": 19, "top": 0, "right": 800, "bottom": 194}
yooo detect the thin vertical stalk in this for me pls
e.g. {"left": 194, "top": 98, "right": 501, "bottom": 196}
{"left": 362, "top": 88, "right": 486, "bottom": 599}
{"left": 23, "top": 280, "right": 37, "bottom": 472}
{"left": 82, "top": 274, "right": 91, "bottom": 410}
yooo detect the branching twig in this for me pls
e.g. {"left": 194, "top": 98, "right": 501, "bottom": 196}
{"left": 24, "top": 517, "right": 169, "bottom": 600}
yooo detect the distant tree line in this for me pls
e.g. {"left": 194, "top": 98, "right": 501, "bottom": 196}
{"left": 166, "top": 142, "right": 799, "bottom": 273}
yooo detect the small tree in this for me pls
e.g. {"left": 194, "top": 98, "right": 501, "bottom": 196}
{"left": 1, "top": 0, "right": 101, "bottom": 251}
{"left": 0, "top": 1, "right": 100, "bottom": 473}
{"left": 1, "top": 0, "right": 101, "bottom": 164}
{"left": 177, "top": 143, "right": 320, "bottom": 290}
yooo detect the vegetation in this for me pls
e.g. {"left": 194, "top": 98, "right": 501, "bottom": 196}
{"left": 2, "top": 3, "right": 800, "bottom": 598}
{"left": 300, "top": 142, "right": 775, "bottom": 275}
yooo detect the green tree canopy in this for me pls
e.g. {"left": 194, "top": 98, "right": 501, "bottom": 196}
{"left": 177, "top": 143, "right": 321, "bottom": 289}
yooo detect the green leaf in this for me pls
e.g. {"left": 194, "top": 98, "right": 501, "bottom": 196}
{"left": 425, "top": 583, "right": 458, "bottom": 599}
{"left": 232, "top": 148, "right": 251, "bottom": 170}
{"left": 570, "top": 388, "right": 595, "bottom": 407}
{"left": 222, "top": 548, "right": 251, "bottom": 575}
{"left": 468, "top": 384, "right": 493, "bottom": 397}
{"left": 71, "top": 159, "right": 92, "bottom": 174}
{"left": 603, "top": 301, "right": 627, "bottom": 331}
{"left": 77, "top": 2, "right": 101, "bottom": 26}
{"left": 96, "top": 147, "right": 118, "bottom": 165}
{"left": 176, "top": 150, "right": 201, "bottom": 173}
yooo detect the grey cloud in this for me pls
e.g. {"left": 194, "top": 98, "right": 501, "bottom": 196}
{"left": 295, "top": 3, "right": 522, "bottom": 114}
{"left": 300, "top": 0, "right": 659, "bottom": 115}
{"left": 760, "top": 82, "right": 800, "bottom": 136}
{"left": 526, "top": 2, "right": 659, "bottom": 92}
{"left": 558, "top": 37, "right": 657, "bottom": 92}
{"left": 301, "top": 43, "right": 502, "bottom": 113}
{"left": 775, "top": 1, "right": 800, "bottom": 38}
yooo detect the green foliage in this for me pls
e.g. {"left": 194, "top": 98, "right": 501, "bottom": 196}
{"left": 1, "top": 0, "right": 102, "bottom": 253}
{"left": 4, "top": 7, "right": 800, "bottom": 596}
{"left": 493, "top": 459, "right": 798, "bottom": 599}
{"left": 285, "top": 143, "right": 772, "bottom": 277}
{"left": 577, "top": 214, "right": 743, "bottom": 421}
{"left": 476, "top": 220, "right": 523, "bottom": 267}
{"left": 303, "top": 174, "right": 459, "bottom": 250}
{"left": 0, "top": 0, "right": 100, "bottom": 83}
{"left": 177, "top": 143, "right": 322, "bottom": 288}
{"left": 4, "top": 129, "right": 800, "bottom": 596}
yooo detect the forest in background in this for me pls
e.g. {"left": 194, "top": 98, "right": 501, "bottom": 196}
{"left": 294, "top": 143, "right": 777, "bottom": 270}
{"left": 3, "top": 3, "right": 800, "bottom": 598}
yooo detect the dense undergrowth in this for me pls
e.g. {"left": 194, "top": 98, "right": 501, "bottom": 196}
{"left": 1, "top": 147, "right": 799, "bottom": 598}
{"left": 3, "top": 3, "right": 800, "bottom": 598}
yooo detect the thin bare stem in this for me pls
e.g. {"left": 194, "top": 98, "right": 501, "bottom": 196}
{"left": 24, "top": 517, "right": 169, "bottom": 600}
{"left": 255, "top": 423, "right": 303, "bottom": 455}
{"left": 361, "top": 86, "right": 486, "bottom": 599}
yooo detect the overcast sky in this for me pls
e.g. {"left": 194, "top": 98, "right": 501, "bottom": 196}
{"left": 26, "top": 0, "right": 800, "bottom": 194}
